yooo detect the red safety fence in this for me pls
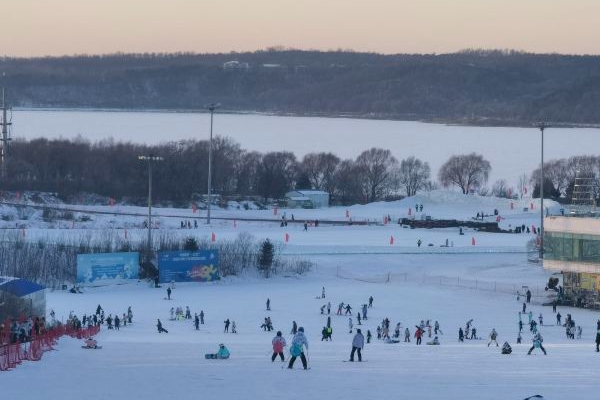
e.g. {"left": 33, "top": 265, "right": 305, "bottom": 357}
{"left": 0, "top": 324, "right": 100, "bottom": 371}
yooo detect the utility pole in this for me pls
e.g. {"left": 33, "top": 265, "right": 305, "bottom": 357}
{"left": 0, "top": 86, "right": 12, "bottom": 180}
{"left": 538, "top": 122, "right": 545, "bottom": 260}
{"left": 206, "top": 103, "right": 219, "bottom": 224}
{"left": 138, "top": 154, "right": 163, "bottom": 257}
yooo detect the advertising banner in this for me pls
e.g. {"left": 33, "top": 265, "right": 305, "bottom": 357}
{"left": 77, "top": 252, "right": 139, "bottom": 284}
{"left": 158, "top": 250, "right": 219, "bottom": 283}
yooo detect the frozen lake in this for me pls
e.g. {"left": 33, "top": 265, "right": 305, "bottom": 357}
{"left": 13, "top": 109, "right": 600, "bottom": 187}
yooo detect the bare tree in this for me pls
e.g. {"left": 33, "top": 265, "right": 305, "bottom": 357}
{"left": 333, "top": 159, "right": 363, "bottom": 205}
{"left": 517, "top": 173, "right": 529, "bottom": 199}
{"left": 257, "top": 151, "right": 298, "bottom": 202}
{"left": 438, "top": 153, "right": 491, "bottom": 194}
{"left": 398, "top": 156, "right": 430, "bottom": 197}
{"left": 355, "top": 148, "right": 399, "bottom": 203}
{"left": 299, "top": 152, "right": 340, "bottom": 193}
{"left": 491, "top": 179, "right": 510, "bottom": 198}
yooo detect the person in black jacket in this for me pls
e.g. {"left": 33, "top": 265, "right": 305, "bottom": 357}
{"left": 157, "top": 319, "right": 168, "bottom": 333}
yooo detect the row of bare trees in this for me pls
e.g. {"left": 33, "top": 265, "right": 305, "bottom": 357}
{"left": 8, "top": 135, "right": 595, "bottom": 204}
{"left": 0, "top": 229, "right": 313, "bottom": 286}
{"left": 1, "top": 136, "right": 503, "bottom": 204}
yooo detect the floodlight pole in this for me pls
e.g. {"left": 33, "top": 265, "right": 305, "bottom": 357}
{"left": 206, "top": 103, "right": 218, "bottom": 224}
{"left": 138, "top": 154, "right": 163, "bottom": 254}
{"left": 538, "top": 122, "right": 545, "bottom": 260}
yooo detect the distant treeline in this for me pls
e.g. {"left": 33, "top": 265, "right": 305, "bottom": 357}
{"left": 1, "top": 136, "right": 597, "bottom": 206}
{"left": 2, "top": 48, "right": 600, "bottom": 125}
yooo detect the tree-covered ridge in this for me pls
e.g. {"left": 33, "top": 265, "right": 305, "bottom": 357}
{"left": 2, "top": 49, "right": 600, "bottom": 125}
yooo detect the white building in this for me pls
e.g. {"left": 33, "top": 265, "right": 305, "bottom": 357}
{"left": 284, "top": 190, "right": 329, "bottom": 209}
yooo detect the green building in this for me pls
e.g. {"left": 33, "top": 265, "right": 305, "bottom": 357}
{"left": 544, "top": 216, "right": 600, "bottom": 308}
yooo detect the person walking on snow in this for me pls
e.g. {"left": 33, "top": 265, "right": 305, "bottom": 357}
{"left": 271, "top": 331, "right": 286, "bottom": 362}
{"left": 349, "top": 328, "right": 364, "bottom": 362}
{"left": 368, "top": 296, "right": 373, "bottom": 308}
{"left": 224, "top": 318, "right": 230, "bottom": 333}
{"left": 166, "top": 287, "right": 171, "bottom": 300}
{"left": 288, "top": 327, "right": 309, "bottom": 369}
{"left": 266, "top": 298, "right": 271, "bottom": 311}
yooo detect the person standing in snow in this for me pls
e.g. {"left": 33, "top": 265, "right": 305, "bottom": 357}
{"left": 231, "top": 320, "right": 237, "bottom": 333}
{"left": 348, "top": 317, "right": 353, "bottom": 333}
{"left": 527, "top": 332, "right": 546, "bottom": 355}
{"left": 366, "top": 330, "right": 372, "bottom": 343}
{"left": 368, "top": 296, "right": 373, "bottom": 308}
{"left": 434, "top": 320, "right": 441, "bottom": 335}
{"left": 291, "top": 321, "right": 298, "bottom": 335}
{"left": 458, "top": 327, "right": 464, "bottom": 342}
{"left": 488, "top": 328, "right": 499, "bottom": 347}
{"left": 414, "top": 327, "right": 423, "bottom": 345}
{"left": 271, "top": 331, "right": 286, "bottom": 361}
{"left": 321, "top": 287, "right": 326, "bottom": 299}
{"left": 349, "top": 328, "right": 364, "bottom": 362}
{"left": 224, "top": 318, "right": 230, "bottom": 333}
{"left": 266, "top": 298, "right": 271, "bottom": 311}
{"left": 288, "top": 327, "right": 309, "bottom": 370}
{"left": 194, "top": 314, "right": 200, "bottom": 330}
{"left": 404, "top": 327, "right": 411, "bottom": 342}
{"left": 595, "top": 329, "right": 600, "bottom": 352}
{"left": 167, "top": 286, "right": 172, "bottom": 300}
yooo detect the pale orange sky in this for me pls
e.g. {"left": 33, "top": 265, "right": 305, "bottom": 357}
{"left": 2, "top": 0, "right": 599, "bottom": 57}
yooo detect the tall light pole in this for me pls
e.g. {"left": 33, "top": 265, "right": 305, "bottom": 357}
{"left": 138, "top": 154, "right": 163, "bottom": 255}
{"left": 206, "top": 103, "right": 219, "bottom": 224}
{"left": 538, "top": 122, "right": 545, "bottom": 260}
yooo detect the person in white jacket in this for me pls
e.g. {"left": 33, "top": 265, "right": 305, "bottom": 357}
{"left": 350, "top": 328, "right": 365, "bottom": 362}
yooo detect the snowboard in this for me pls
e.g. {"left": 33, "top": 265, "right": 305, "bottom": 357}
{"left": 81, "top": 346, "right": 102, "bottom": 349}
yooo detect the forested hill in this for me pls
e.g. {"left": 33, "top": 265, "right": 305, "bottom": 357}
{"left": 2, "top": 49, "right": 600, "bottom": 125}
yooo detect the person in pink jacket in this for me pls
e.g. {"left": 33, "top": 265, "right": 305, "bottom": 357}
{"left": 271, "top": 331, "right": 287, "bottom": 362}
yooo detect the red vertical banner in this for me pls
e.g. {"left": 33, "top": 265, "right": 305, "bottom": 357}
{"left": 273, "top": 207, "right": 278, "bottom": 215}
{"left": 285, "top": 233, "right": 289, "bottom": 243}
{"left": 530, "top": 202, "right": 534, "bottom": 210}
{"left": 389, "top": 235, "right": 394, "bottom": 245}
{"left": 211, "top": 232, "right": 216, "bottom": 242}
{"left": 471, "top": 237, "right": 476, "bottom": 246}
{"left": 192, "top": 203, "right": 197, "bottom": 213}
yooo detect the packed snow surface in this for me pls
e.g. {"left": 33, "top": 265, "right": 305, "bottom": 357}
{"left": 3, "top": 191, "right": 593, "bottom": 400}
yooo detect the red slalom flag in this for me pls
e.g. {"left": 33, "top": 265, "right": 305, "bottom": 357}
{"left": 211, "top": 232, "right": 216, "bottom": 242}
{"left": 192, "top": 203, "right": 197, "bottom": 213}
{"left": 285, "top": 233, "right": 289, "bottom": 243}
{"left": 389, "top": 236, "right": 394, "bottom": 245}
{"left": 273, "top": 207, "right": 278, "bottom": 215}
{"left": 471, "top": 237, "right": 476, "bottom": 246}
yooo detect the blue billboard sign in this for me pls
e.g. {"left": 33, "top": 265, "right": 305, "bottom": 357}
{"left": 158, "top": 250, "right": 220, "bottom": 283}
{"left": 77, "top": 252, "right": 140, "bottom": 285}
